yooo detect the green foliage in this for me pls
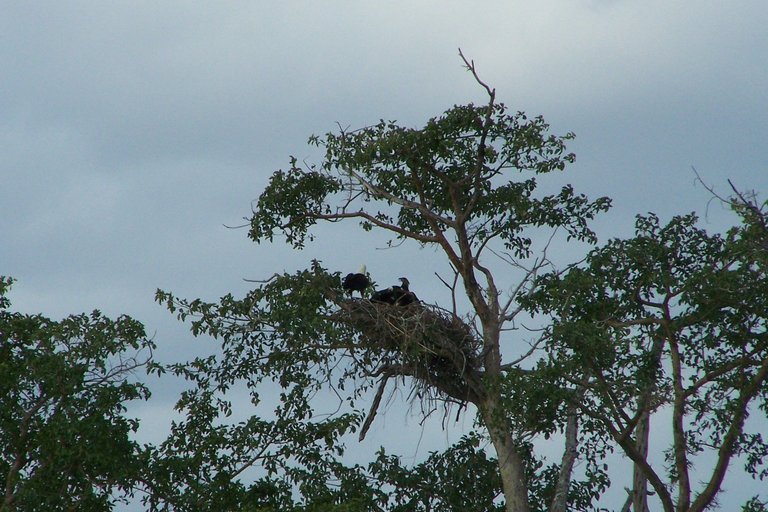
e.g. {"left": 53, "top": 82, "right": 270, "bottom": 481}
{"left": 366, "top": 433, "right": 503, "bottom": 511}
{"left": 0, "top": 277, "right": 152, "bottom": 511}
{"left": 154, "top": 261, "right": 369, "bottom": 400}
{"left": 522, "top": 206, "right": 768, "bottom": 509}
{"left": 250, "top": 164, "right": 343, "bottom": 248}
{"left": 250, "top": 102, "right": 609, "bottom": 256}
{"left": 147, "top": 262, "right": 373, "bottom": 510}
{"left": 743, "top": 496, "right": 768, "bottom": 512}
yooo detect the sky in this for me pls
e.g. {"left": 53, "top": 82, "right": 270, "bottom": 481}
{"left": 2, "top": 1, "right": 768, "bottom": 509}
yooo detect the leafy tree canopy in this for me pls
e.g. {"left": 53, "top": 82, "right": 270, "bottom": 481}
{"left": 0, "top": 277, "right": 153, "bottom": 512}
{"left": 522, "top": 195, "right": 768, "bottom": 512}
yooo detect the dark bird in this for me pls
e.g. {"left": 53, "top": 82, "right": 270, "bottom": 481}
{"left": 342, "top": 265, "right": 370, "bottom": 297}
{"left": 371, "top": 277, "right": 419, "bottom": 306}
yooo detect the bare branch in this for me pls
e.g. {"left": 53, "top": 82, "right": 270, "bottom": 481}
{"left": 458, "top": 50, "right": 496, "bottom": 222}
{"left": 434, "top": 267, "right": 460, "bottom": 318}
{"left": 340, "top": 162, "right": 457, "bottom": 228}
{"left": 308, "top": 210, "right": 441, "bottom": 244}
{"left": 458, "top": 48, "right": 495, "bottom": 99}
{"left": 359, "top": 375, "right": 390, "bottom": 441}
{"left": 500, "top": 336, "right": 545, "bottom": 369}
{"left": 684, "top": 353, "right": 759, "bottom": 398}
{"left": 243, "top": 273, "right": 281, "bottom": 284}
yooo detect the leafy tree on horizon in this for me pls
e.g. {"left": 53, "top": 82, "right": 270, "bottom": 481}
{"left": 523, "top": 200, "right": 768, "bottom": 512}
{"left": 0, "top": 277, "right": 153, "bottom": 512}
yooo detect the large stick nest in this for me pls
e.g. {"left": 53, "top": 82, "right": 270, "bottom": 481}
{"left": 335, "top": 298, "right": 487, "bottom": 407}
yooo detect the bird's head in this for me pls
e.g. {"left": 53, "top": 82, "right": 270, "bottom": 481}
{"left": 359, "top": 264, "right": 367, "bottom": 275}
{"left": 398, "top": 277, "right": 410, "bottom": 290}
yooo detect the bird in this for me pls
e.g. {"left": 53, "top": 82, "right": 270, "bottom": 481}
{"left": 393, "top": 277, "right": 419, "bottom": 306}
{"left": 342, "top": 265, "right": 370, "bottom": 297}
{"left": 371, "top": 277, "right": 419, "bottom": 306}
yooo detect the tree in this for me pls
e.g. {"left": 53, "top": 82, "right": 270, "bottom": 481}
{"left": 153, "top": 55, "right": 611, "bottom": 512}
{"left": 149, "top": 55, "right": 767, "bottom": 512}
{"left": 0, "top": 277, "right": 153, "bottom": 511}
{"left": 523, "top": 185, "right": 768, "bottom": 511}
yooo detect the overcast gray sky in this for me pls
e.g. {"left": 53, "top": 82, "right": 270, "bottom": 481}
{"left": 3, "top": 1, "right": 768, "bottom": 509}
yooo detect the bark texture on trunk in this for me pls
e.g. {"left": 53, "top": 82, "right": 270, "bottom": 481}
{"left": 481, "top": 401, "right": 530, "bottom": 512}
{"left": 632, "top": 410, "right": 651, "bottom": 512}
{"left": 548, "top": 399, "right": 579, "bottom": 512}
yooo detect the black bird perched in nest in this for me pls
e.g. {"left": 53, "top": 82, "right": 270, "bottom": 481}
{"left": 371, "top": 277, "right": 419, "bottom": 306}
{"left": 342, "top": 265, "right": 370, "bottom": 297}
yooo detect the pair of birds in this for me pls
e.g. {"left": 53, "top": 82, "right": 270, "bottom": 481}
{"left": 342, "top": 265, "right": 419, "bottom": 306}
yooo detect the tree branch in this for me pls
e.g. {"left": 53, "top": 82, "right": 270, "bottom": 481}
{"left": 664, "top": 310, "right": 692, "bottom": 510}
{"left": 548, "top": 390, "right": 582, "bottom": 512}
{"left": 359, "top": 374, "right": 390, "bottom": 441}
{"left": 4, "top": 392, "right": 52, "bottom": 509}
{"left": 689, "top": 355, "right": 768, "bottom": 512}
{"left": 578, "top": 403, "right": 675, "bottom": 512}
{"left": 340, "top": 161, "right": 457, "bottom": 228}
{"left": 458, "top": 48, "right": 495, "bottom": 99}
{"left": 308, "top": 211, "right": 440, "bottom": 244}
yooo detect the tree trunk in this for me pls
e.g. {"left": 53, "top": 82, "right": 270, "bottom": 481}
{"left": 481, "top": 400, "right": 530, "bottom": 512}
{"left": 632, "top": 409, "right": 650, "bottom": 512}
{"left": 549, "top": 397, "right": 580, "bottom": 512}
